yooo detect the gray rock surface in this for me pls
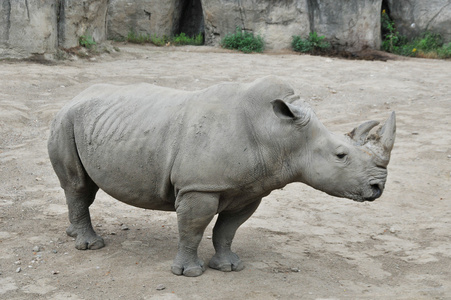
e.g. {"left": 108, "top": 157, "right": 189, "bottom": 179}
{"left": 388, "top": 0, "right": 451, "bottom": 43}
{"left": 203, "top": 0, "right": 382, "bottom": 51}
{"left": 0, "top": 0, "right": 449, "bottom": 59}
{"left": 307, "top": 0, "right": 382, "bottom": 51}
{"left": 58, "top": 0, "right": 109, "bottom": 49}
{"left": 0, "top": 0, "right": 58, "bottom": 59}
{"left": 202, "top": 0, "right": 310, "bottom": 50}
{"left": 107, "top": 0, "right": 179, "bottom": 40}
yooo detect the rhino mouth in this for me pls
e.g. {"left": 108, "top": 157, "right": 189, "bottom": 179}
{"left": 363, "top": 184, "right": 382, "bottom": 202}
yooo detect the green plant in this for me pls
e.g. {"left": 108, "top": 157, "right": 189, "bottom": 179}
{"left": 221, "top": 27, "right": 264, "bottom": 53}
{"left": 292, "top": 32, "right": 331, "bottom": 54}
{"left": 172, "top": 33, "right": 203, "bottom": 46}
{"left": 79, "top": 35, "right": 96, "bottom": 49}
{"left": 413, "top": 34, "right": 451, "bottom": 59}
{"left": 381, "top": 10, "right": 451, "bottom": 59}
{"left": 415, "top": 32, "right": 443, "bottom": 52}
{"left": 127, "top": 30, "right": 150, "bottom": 44}
{"left": 125, "top": 30, "right": 202, "bottom": 47}
{"left": 437, "top": 42, "right": 451, "bottom": 59}
{"left": 150, "top": 34, "right": 168, "bottom": 46}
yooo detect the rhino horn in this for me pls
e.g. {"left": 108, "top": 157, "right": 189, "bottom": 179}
{"left": 348, "top": 120, "right": 380, "bottom": 145}
{"left": 377, "top": 111, "right": 396, "bottom": 155}
{"left": 365, "top": 112, "right": 397, "bottom": 167}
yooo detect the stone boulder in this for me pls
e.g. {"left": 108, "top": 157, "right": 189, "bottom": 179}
{"left": 202, "top": 0, "right": 310, "bottom": 50}
{"left": 107, "top": 0, "right": 205, "bottom": 40}
{"left": 388, "top": 0, "right": 451, "bottom": 43}
{"left": 0, "top": 0, "right": 58, "bottom": 59}
{"left": 307, "top": 0, "right": 382, "bottom": 51}
{"left": 202, "top": 0, "right": 382, "bottom": 51}
{"left": 58, "top": 0, "right": 109, "bottom": 49}
{"left": 107, "top": 0, "right": 178, "bottom": 40}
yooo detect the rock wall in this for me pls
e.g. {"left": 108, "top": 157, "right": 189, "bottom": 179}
{"left": 387, "top": 0, "right": 451, "bottom": 43}
{"left": 106, "top": 0, "right": 205, "bottom": 40}
{"left": 307, "top": 0, "right": 382, "bottom": 51}
{"left": 202, "top": 0, "right": 382, "bottom": 51}
{"left": 0, "top": 0, "right": 449, "bottom": 59}
{"left": 107, "top": 0, "right": 177, "bottom": 40}
{"left": 0, "top": 0, "right": 58, "bottom": 59}
{"left": 58, "top": 0, "right": 108, "bottom": 49}
{"left": 202, "top": 0, "right": 311, "bottom": 51}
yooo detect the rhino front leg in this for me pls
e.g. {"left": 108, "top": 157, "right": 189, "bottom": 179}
{"left": 209, "top": 199, "right": 261, "bottom": 272}
{"left": 171, "top": 192, "right": 219, "bottom": 277}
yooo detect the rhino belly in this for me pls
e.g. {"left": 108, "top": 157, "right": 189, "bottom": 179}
{"left": 72, "top": 98, "right": 179, "bottom": 211}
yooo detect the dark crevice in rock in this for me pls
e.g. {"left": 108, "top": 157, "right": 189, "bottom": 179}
{"left": 175, "top": 0, "right": 204, "bottom": 39}
{"left": 4, "top": 0, "right": 11, "bottom": 42}
{"left": 57, "top": 0, "right": 66, "bottom": 47}
{"left": 238, "top": 0, "right": 246, "bottom": 30}
{"left": 381, "top": 0, "right": 391, "bottom": 38}
{"left": 24, "top": 0, "right": 30, "bottom": 21}
{"left": 307, "top": 0, "right": 319, "bottom": 33}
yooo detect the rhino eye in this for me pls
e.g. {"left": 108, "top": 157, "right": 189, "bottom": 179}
{"left": 336, "top": 153, "right": 347, "bottom": 159}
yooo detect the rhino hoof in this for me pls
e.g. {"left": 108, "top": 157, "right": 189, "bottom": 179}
{"left": 67, "top": 225, "right": 105, "bottom": 250}
{"left": 171, "top": 265, "right": 205, "bottom": 277}
{"left": 209, "top": 253, "right": 244, "bottom": 272}
{"left": 74, "top": 236, "right": 105, "bottom": 250}
{"left": 183, "top": 266, "right": 204, "bottom": 277}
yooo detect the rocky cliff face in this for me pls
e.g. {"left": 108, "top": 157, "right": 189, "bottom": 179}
{"left": 106, "top": 0, "right": 205, "bottom": 40}
{"left": 58, "top": 0, "right": 108, "bottom": 49}
{"left": 0, "top": 0, "right": 449, "bottom": 59}
{"left": 387, "top": 0, "right": 451, "bottom": 43}
{"left": 202, "top": 0, "right": 310, "bottom": 50}
{"left": 307, "top": 0, "right": 382, "bottom": 51}
{"left": 107, "top": 0, "right": 177, "bottom": 40}
{"left": 0, "top": 0, "right": 58, "bottom": 59}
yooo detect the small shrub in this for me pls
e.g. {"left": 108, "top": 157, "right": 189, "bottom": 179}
{"left": 292, "top": 32, "right": 331, "bottom": 54}
{"left": 172, "top": 33, "right": 203, "bottom": 46}
{"left": 221, "top": 27, "right": 264, "bottom": 53}
{"left": 381, "top": 10, "right": 450, "bottom": 59}
{"left": 415, "top": 32, "right": 443, "bottom": 52}
{"left": 127, "top": 30, "right": 150, "bottom": 44}
{"left": 437, "top": 42, "right": 451, "bottom": 59}
{"left": 79, "top": 35, "right": 96, "bottom": 49}
{"left": 150, "top": 34, "right": 169, "bottom": 46}
{"left": 125, "top": 30, "right": 202, "bottom": 46}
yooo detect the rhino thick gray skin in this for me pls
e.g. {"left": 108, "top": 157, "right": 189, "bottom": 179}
{"left": 48, "top": 76, "right": 396, "bottom": 277}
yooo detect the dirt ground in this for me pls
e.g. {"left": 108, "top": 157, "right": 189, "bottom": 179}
{"left": 0, "top": 44, "right": 450, "bottom": 300}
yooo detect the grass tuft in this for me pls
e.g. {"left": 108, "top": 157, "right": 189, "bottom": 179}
{"left": 221, "top": 27, "right": 265, "bottom": 53}
{"left": 292, "top": 32, "right": 331, "bottom": 54}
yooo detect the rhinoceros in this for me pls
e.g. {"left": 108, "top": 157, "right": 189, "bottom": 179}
{"left": 48, "top": 76, "right": 396, "bottom": 277}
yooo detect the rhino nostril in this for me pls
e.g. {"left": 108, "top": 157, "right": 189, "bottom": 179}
{"left": 371, "top": 184, "right": 381, "bottom": 198}
{"left": 364, "top": 184, "right": 382, "bottom": 201}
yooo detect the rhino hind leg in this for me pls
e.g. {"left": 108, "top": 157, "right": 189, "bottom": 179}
{"left": 209, "top": 199, "right": 261, "bottom": 272}
{"left": 65, "top": 188, "right": 104, "bottom": 250}
{"left": 60, "top": 165, "right": 104, "bottom": 250}
{"left": 48, "top": 120, "right": 104, "bottom": 250}
{"left": 171, "top": 192, "right": 219, "bottom": 277}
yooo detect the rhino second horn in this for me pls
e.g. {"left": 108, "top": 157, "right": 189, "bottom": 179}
{"left": 348, "top": 120, "right": 380, "bottom": 145}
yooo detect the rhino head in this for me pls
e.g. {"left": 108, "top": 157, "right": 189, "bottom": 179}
{"left": 272, "top": 100, "right": 396, "bottom": 202}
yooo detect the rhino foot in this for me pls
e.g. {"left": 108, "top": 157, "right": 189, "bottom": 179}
{"left": 209, "top": 251, "right": 244, "bottom": 272}
{"left": 66, "top": 224, "right": 105, "bottom": 250}
{"left": 171, "top": 259, "right": 205, "bottom": 277}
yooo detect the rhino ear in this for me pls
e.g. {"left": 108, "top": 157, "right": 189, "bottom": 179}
{"left": 271, "top": 99, "right": 305, "bottom": 121}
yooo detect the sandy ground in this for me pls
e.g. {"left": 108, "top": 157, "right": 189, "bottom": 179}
{"left": 0, "top": 44, "right": 450, "bottom": 300}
